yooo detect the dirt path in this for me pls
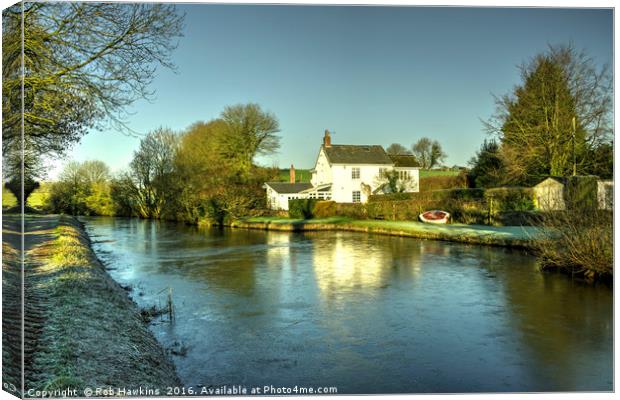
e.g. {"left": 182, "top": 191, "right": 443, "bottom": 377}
{"left": 3, "top": 214, "right": 60, "bottom": 396}
{"left": 2, "top": 214, "right": 180, "bottom": 397}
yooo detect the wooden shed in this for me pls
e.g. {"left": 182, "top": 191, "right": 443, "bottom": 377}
{"left": 533, "top": 177, "right": 566, "bottom": 211}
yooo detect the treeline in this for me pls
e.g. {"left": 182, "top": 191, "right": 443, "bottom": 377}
{"left": 385, "top": 138, "right": 447, "bottom": 169}
{"left": 469, "top": 44, "right": 612, "bottom": 188}
{"left": 46, "top": 103, "right": 280, "bottom": 224}
{"left": 465, "top": 44, "right": 613, "bottom": 281}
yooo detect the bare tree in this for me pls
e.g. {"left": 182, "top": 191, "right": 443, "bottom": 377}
{"left": 80, "top": 160, "right": 110, "bottom": 185}
{"left": 2, "top": 2, "right": 184, "bottom": 156}
{"left": 220, "top": 103, "right": 280, "bottom": 177}
{"left": 128, "top": 128, "right": 179, "bottom": 218}
{"left": 386, "top": 143, "right": 411, "bottom": 155}
{"left": 430, "top": 141, "right": 447, "bottom": 168}
{"left": 374, "top": 170, "right": 411, "bottom": 194}
{"left": 411, "top": 138, "right": 446, "bottom": 169}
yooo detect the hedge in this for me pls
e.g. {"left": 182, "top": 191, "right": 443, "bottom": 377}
{"left": 484, "top": 187, "right": 536, "bottom": 212}
{"left": 369, "top": 188, "right": 484, "bottom": 203}
{"left": 419, "top": 172, "right": 468, "bottom": 192}
{"left": 288, "top": 199, "right": 318, "bottom": 219}
{"left": 312, "top": 200, "right": 337, "bottom": 218}
{"left": 304, "top": 201, "right": 368, "bottom": 219}
{"left": 307, "top": 187, "right": 537, "bottom": 225}
{"left": 366, "top": 197, "right": 488, "bottom": 224}
{"left": 288, "top": 187, "right": 539, "bottom": 225}
{"left": 564, "top": 176, "right": 598, "bottom": 211}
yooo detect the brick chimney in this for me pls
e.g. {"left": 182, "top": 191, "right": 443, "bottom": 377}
{"left": 289, "top": 164, "right": 295, "bottom": 183}
{"left": 323, "top": 129, "right": 331, "bottom": 148}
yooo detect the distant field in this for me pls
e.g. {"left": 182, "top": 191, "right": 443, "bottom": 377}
{"left": 278, "top": 169, "right": 312, "bottom": 183}
{"left": 419, "top": 170, "right": 461, "bottom": 178}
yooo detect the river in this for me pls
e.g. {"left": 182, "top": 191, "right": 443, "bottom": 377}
{"left": 81, "top": 216, "right": 612, "bottom": 394}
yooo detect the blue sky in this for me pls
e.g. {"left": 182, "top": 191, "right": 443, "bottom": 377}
{"left": 52, "top": 5, "right": 613, "bottom": 178}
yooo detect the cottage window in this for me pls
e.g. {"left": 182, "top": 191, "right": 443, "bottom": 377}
{"left": 398, "top": 170, "right": 410, "bottom": 180}
{"left": 352, "top": 191, "right": 361, "bottom": 203}
{"left": 379, "top": 168, "right": 388, "bottom": 178}
{"left": 352, "top": 167, "right": 360, "bottom": 179}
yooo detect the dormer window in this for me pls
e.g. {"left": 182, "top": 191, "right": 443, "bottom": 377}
{"left": 352, "top": 167, "right": 360, "bottom": 179}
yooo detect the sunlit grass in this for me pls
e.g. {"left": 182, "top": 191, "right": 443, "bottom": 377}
{"left": 419, "top": 169, "right": 460, "bottom": 178}
{"left": 28, "top": 183, "right": 51, "bottom": 209}
{"left": 49, "top": 226, "right": 91, "bottom": 267}
{"left": 239, "top": 215, "right": 540, "bottom": 246}
{"left": 26, "top": 216, "right": 179, "bottom": 390}
{"left": 2, "top": 186, "right": 17, "bottom": 207}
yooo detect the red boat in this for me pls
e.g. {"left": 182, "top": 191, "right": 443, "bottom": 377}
{"left": 419, "top": 210, "right": 450, "bottom": 224}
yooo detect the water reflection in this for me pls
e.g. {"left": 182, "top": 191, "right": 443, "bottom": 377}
{"left": 81, "top": 217, "right": 612, "bottom": 393}
{"left": 497, "top": 264, "right": 612, "bottom": 390}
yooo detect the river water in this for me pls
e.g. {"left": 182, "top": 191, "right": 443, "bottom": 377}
{"left": 81, "top": 217, "right": 612, "bottom": 394}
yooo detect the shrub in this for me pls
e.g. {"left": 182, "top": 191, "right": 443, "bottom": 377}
{"left": 312, "top": 201, "right": 337, "bottom": 218}
{"left": 495, "top": 211, "right": 541, "bottom": 226}
{"left": 484, "top": 187, "right": 535, "bottom": 212}
{"left": 335, "top": 203, "right": 368, "bottom": 219}
{"left": 367, "top": 187, "right": 538, "bottom": 225}
{"left": 307, "top": 187, "right": 541, "bottom": 225}
{"left": 366, "top": 196, "right": 488, "bottom": 224}
{"left": 288, "top": 199, "right": 318, "bottom": 219}
{"left": 369, "top": 188, "right": 484, "bottom": 203}
{"left": 532, "top": 208, "right": 612, "bottom": 282}
{"left": 419, "top": 171, "right": 468, "bottom": 192}
{"left": 564, "top": 175, "right": 598, "bottom": 211}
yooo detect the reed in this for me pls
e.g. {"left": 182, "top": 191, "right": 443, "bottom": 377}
{"left": 530, "top": 206, "right": 612, "bottom": 282}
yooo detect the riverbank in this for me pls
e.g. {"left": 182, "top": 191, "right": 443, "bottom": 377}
{"left": 229, "top": 216, "right": 543, "bottom": 248}
{"left": 1, "top": 214, "right": 180, "bottom": 397}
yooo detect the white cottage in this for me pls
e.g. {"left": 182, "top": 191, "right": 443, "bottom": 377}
{"left": 264, "top": 181, "right": 313, "bottom": 210}
{"left": 265, "top": 130, "right": 420, "bottom": 210}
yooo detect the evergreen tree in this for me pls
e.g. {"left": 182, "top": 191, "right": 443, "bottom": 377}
{"left": 468, "top": 139, "right": 505, "bottom": 188}
{"left": 485, "top": 44, "right": 612, "bottom": 185}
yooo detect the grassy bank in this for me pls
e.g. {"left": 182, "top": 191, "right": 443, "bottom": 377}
{"left": 2, "top": 214, "right": 180, "bottom": 396}
{"left": 230, "top": 216, "right": 543, "bottom": 248}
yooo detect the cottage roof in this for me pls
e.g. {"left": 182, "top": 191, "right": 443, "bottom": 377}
{"left": 322, "top": 145, "right": 393, "bottom": 165}
{"left": 534, "top": 176, "right": 567, "bottom": 187}
{"left": 389, "top": 154, "right": 420, "bottom": 168}
{"left": 265, "top": 182, "right": 313, "bottom": 194}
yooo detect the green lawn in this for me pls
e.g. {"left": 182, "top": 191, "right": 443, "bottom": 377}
{"left": 419, "top": 169, "right": 461, "bottom": 178}
{"left": 278, "top": 168, "right": 312, "bottom": 183}
{"left": 238, "top": 216, "right": 543, "bottom": 246}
